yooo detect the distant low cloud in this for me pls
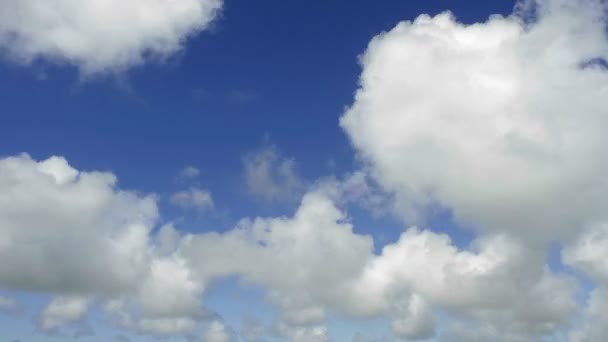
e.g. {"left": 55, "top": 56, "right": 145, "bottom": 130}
{"left": 170, "top": 187, "right": 214, "bottom": 211}
{"left": 0, "top": 296, "right": 19, "bottom": 314}
{"left": 243, "top": 145, "right": 304, "bottom": 202}
{"left": 203, "top": 320, "right": 235, "bottom": 342}
{"left": 0, "top": 0, "right": 223, "bottom": 75}
{"left": 177, "top": 166, "right": 201, "bottom": 180}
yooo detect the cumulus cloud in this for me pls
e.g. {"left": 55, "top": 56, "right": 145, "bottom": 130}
{"left": 0, "top": 153, "right": 587, "bottom": 340}
{"left": 243, "top": 145, "right": 305, "bottom": 202}
{"left": 178, "top": 186, "right": 576, "bottom": 339}
{"left": 0, "top": 154, "right": 157, "bottom": 295}
{"left": 0, "top": 155, "right": 208, "bottom": 338}
{"left": 338, "top": 0, "right": 608, "bottom": 338}
{"left": 0, "top": 0, "right": 223, "bottom": 74}
{"left": 340, "top": 0, "right": 608, "bottom": 243}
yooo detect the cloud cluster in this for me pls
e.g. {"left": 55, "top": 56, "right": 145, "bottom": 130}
{"left": 1, "top": 0, "right": 608, "bottom": 340}
{"left": 0, "top": 0, "right": 222, "bottom": 74}
{"left": 0, "top": 154, "right": 580, "bottom": 340}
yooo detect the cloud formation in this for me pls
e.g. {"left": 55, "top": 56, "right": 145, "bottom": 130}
{"left": 1, "top": 0, "right": 608, "bottom": 341}
{"left": 0, "top": 151, "right": 591, "bottom": 340}
{"left": 0, "top": 0, "right": 222, "bottom": 74}
{"left": 341, "top": 0, "right": 608, "bottom": 243}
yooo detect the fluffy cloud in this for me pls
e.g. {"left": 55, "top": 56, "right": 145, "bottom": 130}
{"left": 178, "top": 186, "right": 576, "bottom": 339}
{"left": 0, "top": 154, "right": 157, "bottom": 295}
{"left": 0, "top": 0, "right": 222, "bottom": 74}
{"left": 0, "top": 154, "right": 209, "bottom": 338}
{"left": 0, "top": 153, "right": 586, "bottom": 340}
{"left": 348, "top": 228, "right": 577, "bottom": 339}
{"left": 338, "top": 0, "right": 608, "bottom": 338}
{"left": 181, "top": 191, "right": 374, "bottom": 324}
{"left": 340, "top": 0, "right": 608, "bottom": 242}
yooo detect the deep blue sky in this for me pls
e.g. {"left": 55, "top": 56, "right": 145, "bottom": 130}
{"left": 0, "top": 0, "right": 515, "bottom": 197}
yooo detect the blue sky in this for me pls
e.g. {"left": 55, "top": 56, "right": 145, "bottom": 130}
{"left": 1, "top": 0, "right": 608, "bottom": 341}
{"left": 0, "top": 0, "right": 514, "bottom": 200}
{"left": 0, "top": 0, "right": 506, "bottom": 239}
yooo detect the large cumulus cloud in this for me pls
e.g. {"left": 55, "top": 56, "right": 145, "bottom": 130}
{"left": 0, "top": 154, "right": 157, "bottom": 295}
{"left": 341, "top": 0, "right": 608, "bottom": 242}
{"left": 339, "top": 0, "right": 608, "bottom": 339}
{"left": 0, "top": 0, "right": 222, "bottom": 74}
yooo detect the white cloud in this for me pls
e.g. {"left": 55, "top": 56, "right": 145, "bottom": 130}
{"left": 340, "top": 0, "right": 608, "bottom": 242}
{"left": 243, "top": 145, "right": 305, "bottom": 202}
{"left": 0, "top": 153, "right": 584, "bottom": 340}
{"left": 0, "top": 154, "right": 157, "bottom": 295}
{"left": 181, "top": 191, "right": 374, "bottom": 326}
{"left": 336, "top": 0, "right": 608, "bottom": 337}
{"left": 0, "top": 154, "right": 207, "bottom": 337}
{"left": 170, "top": 187, "right": 214, "bottom": 211}
{"left": 0, "top": 0, "right": 223, "bottom": 74}
{"left": 352, "top": 228, "right": 577, "bottom": 339}
{"left": 178, "top": 185, "right": 577, "bottom": 339}
{"left": 102, "top": 240, "right": 207, "bottom": 336}
{"left": 39, "top": 296, "right": 89, "bottom": 331}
